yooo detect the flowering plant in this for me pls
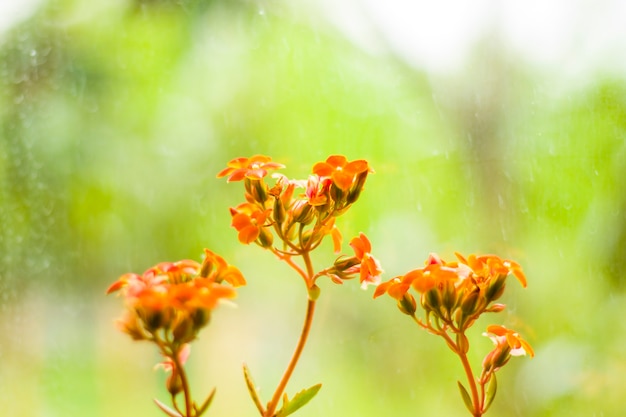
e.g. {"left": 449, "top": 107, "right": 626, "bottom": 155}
{"left": 106, "top": 250, "right": 245, "bottom": 417}
{"left": 107, "top": 154, "right": 382, "bottom": 416}
{"left": 107, "top": 154, "right": 532, "bottom": 417}
{"left": 217, "top": 154, "right": 381, "bottom": 417}
{"left": 375, "top": 253, "right": 533, "bottom": 416}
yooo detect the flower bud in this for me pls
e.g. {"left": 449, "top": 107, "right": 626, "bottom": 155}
{"left": 173, "top": 317, "right": 195, "bottom": 344}
{"left": 333, "top": 256, "right": 360, "bottom": 272}
{"left": 460, "top": 290, "right": 481, "bottom": 316}
{"left": 252, "top": 179, "right": 268, "bottom": 203}
{"left": 398, "top": 293, "right": 417, "bottom": 316}
{"left": 166, "top": 368, "right": 183, "bottom": 396}
{"left": 491, "top": 345, "right": 511, "bottom": 370}
{"left": 423, "top": 288, "right": 442, "bottom": 313}
{"left": 441, "top": 282, "right": 459, "bottom": 316}
{"left": 346, "top": 170, "right": 368, "bottom": 204}
{"left": 330, "top": 182, "right": 346, "bottom": 203}
{"left": 140, "top": 308, "right": 167, "bottom": 332}
{"left": 272, "top": 195, "right": 286, "bottom": 225}
{"left": 245, "top": 178, "right": 267, "bottom": 203}
{"left": 257, "top": 227, "right": 274, "bottom": 248}
{"left": 486, "top": 274, "right": 507, "bottom": 302}
{"left": 293, "top": 200, "right": 315, "bottom": 225}
{"left": 192, "top": 308, "right": 211, "bottom": 330}
{"left": 485, "top": 303, "right": 506, "bottom": 313}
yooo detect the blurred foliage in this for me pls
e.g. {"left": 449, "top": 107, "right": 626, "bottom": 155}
{"left": 1, "top": 0, "right": 626, "bottom": 416}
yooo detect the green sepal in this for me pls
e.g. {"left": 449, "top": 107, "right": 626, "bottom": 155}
{"left": 275, "top": 383, "right": 322, "bottom": 417}
{"left": 457, "top": 381, "right": 474, "bottom": 414}
{"left": 194, "top": 387, "right": 216, "bottom": 416}
{"left": 483, "top": 373, "right": 498, "bottom": 413}
{"left": 153, "top": 398, "right": 183, "bottom": 417}
{"left": 243, "top": 363, "right": 265, "bottom": 415}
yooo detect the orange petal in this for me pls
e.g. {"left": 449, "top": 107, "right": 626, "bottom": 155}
{"left": 312, "top": 161, "right": 334, "bottom": 177}
{"left": 326, "top": 155, "right": 347, "bottom": 168}
{"left": 238, "top": 225, "right": 260, "bottom": 244}
{"left": 332, "top": 170, "right": 354, "bottom": 190}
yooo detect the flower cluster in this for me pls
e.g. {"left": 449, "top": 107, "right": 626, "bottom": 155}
{"left": 107, "top": 249, "right": 245, "bottom": 415}
{"left": 108, "top": 153, "right": 533, "bottom": 417}
{"left": 217, "top": 154, "right": 381, "bottom": 417}
{"left": 375, "top": 252, "right": 532, "bottom": 416}
{"left": 107, "top": 249, "right": 245, "bottom": 345}
{"left": 218, "top": 154, "right": 381, "bottom": 291}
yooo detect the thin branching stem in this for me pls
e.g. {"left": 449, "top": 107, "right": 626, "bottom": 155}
{"left": 454, "top": 334, "right": 482, "bottom": 417}
{"left": 264, "top": 298, "right": 316, "bottom": 417}
{"left": 264, "top": 251, "right": 317, "bottom": 417}
{"left": 170, "top": 346, "right": 193, "bottom": 417}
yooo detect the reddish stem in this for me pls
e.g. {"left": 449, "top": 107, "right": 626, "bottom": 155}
{"left": 264, "top": 298, "right": 317, "bottom": 417}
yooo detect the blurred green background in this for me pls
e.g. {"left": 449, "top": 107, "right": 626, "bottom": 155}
{"left": 2, "top": 0, "right": 626, "bottom": 416}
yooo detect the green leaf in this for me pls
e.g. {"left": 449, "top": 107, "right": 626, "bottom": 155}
{"left": 194, "top": 387, "right": 216, "bottom": 416}
{"left": 457, "top": 381, "right": 474, "bottom": 414}
{"left": 483, "top": 373, "right": 498, "bottom": 413}
{"left": 275, "top": 383, "right": 322, "bottom": 417}
{"left": 243, "top": 363, "right": 265, "bottom": 415}
{"left": 153, "top": 398, "right": 183, "bottom": 417}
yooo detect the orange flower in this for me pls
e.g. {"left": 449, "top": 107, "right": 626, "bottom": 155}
{"left": 108, "top": 251, "right": 242, "bottom": 343}
{"left": 229, "top": 202, "right": 272, "bottom": 244}
{"left": 167, "top": 278, "right": 236, "bottom": 312}
{"left": 456, "top": 253, "right": 527, "bottom": 288}
{"left": 485, "top": 324, "right": 534, "bottom": 357}
{"left": 373, "top": 271, "right": 415, "bottom": 300}
{"left": 374, "top": 253, "right": 461, "bottom": 299}
{"left": 349, "top": 233, "right": 383, "bottom": 288}
{"left": 201, "top": 248, "right": 246, "bottom": 287}
{"left": 217, "top": 155, "right": 285, "bottom": 182}
{"left": 312, "top": 155, "right": 371, "bottom": 191}
{"left": 106, "top": 260, "right": 199, "bottom": 296}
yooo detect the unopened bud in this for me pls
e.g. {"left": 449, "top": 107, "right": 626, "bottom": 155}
{"left": 492, "top": 345, "right": 511, "bottom": 370}
{"left": 166, "top": 368, "right": 183, "bottom": 396}
{"left": 486, "top": 274, "right": 507, "bottom": 302}
{"left": 333, "top": 256, "right": 360, "bottom": 272}
{"left": 441, "top": 282, "right": 459, "bottom": 314}
{"left": 461, "top": 290, "right": 481, "bottom": 316}
{"left": 173, "top": 318, "right": 195, "bottom": 344}
{"left": 273, "top": 196, "right": 286, "bottom": 224}
{"left": 251, "top": 180, "right": 268, "bottom": 203}
{"left": 293, "top": 201, "right": 315, "bottom": 224}
{"left": 258, "top": 227, "right": 274, "bottom": 248}
{"left": 141, "top": 308, "right": 167, "bottom": 332}
{"left": 192, "top": 308, "right": 211, "bottom": 330}
{"left": 398, "top": 293, "right": 417, "bottom": 316}
{"left": 486, "top": 303, "right": 506, "bottom": 313}
{"left": 423, "top": 288, "right": 442, "bottom": 313}
{"left": 346, "top": 171, "right": 368, "bottom": 204}
{"left": 330, "top": 183, "right": 346, "bottom": 206}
